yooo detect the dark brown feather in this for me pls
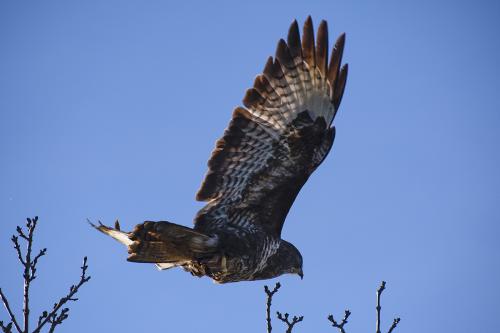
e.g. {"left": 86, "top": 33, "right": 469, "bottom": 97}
{"left": 302, "top": 16, "right": 315, "bottom": 67}
{"left": 243, "top": 88, "right": 265, "bottom": 109}
{"left": 287, "top": 20, "right": 302, "bottom": 58}
{"left": 333, "top": 64, "right": 348, "bottom": 110}
{"left": 275, "top": 39, "right": 294, "bottom": 69}
{"left": 328, "top": 33, "right": 345, "bottom": 88}
{"left": 253, "top": 74, "right": 267, "bottom": 93}
{"left": 316, "top": 20, "right": 328, "bottom": 76}
{"left": 263, "top": 56, "right": 274, "bottom": 75}
{"left": 263, "top": 57, "right": 285, "bottom": 81}
{"left": 252, "top": 74, "right": 281, "bottom": 113}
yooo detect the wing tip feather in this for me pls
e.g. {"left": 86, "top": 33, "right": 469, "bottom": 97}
{"left": 302, "top": 16, "right": 315, "bottom": 67}
{"left": 316, "top": 20, "right": 328, "bottom": 75}
{"left": 334, "top": 63, "right": 348, "bottom": 110}
{"left": 287, "top": 19, "right": 301, "bottom": 58}
{"left": 243, "top": 88, "right": 264, "bottom": 109}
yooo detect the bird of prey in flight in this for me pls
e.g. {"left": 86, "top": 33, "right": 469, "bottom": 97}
{"left": 92, "top": 16, "right": 348, "bottom": 283}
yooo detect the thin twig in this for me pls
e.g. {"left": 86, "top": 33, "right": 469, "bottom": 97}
{"left": 32, "top": 257, "right": 91, "bottom": 333}
{"left": 11, "top": 237, "right": 25, "bottom": 267}
{"left": 0, "top": 321, "right": 13, "bottom": 333}
{"left": 0, "top": 289, "right": 22, "bottom": 333}
{"left": 15, "top": 226, "right": 28, "bottom": 241}
{"left": 22, "top": 217, "right": 38, "bottom": 333}
{"left": 376, "top": 281, "right": 386, "bottom": 333}
{"left": 387, "top": 318, "right": 401, "bottom": 333}
{"left": 328, "top": 310, "right": 351, "bottom": 333}
{"left": 37, "top": 311, "right": 48, "bottom": 328}
{"left": 30, "top": 248, "right": 47, "bottom": 282}
{"left": 47, "top": 308, "right": 69, "bottom": 333}
{"left": 376, "top": 281, "right": 401, "bottom": 333}
{"left": 276, "top": 312, "right": 304, "bottom": 333}
{"left": 264, "top": 282, "right": 281, "bottom": 333}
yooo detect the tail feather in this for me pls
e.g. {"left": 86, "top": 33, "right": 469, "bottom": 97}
{"left": 127, "top": 221, "right": 218, "bottom": 263}
{"left": 89, "top": 220, "right": 133, "bottom": 246}
{"left": 90, "top": 220, "right": 218, "bottom": 267}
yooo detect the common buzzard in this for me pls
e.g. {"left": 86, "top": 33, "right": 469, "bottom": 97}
{"left": 92, "top": 17, "right": 348, "bottom": 283}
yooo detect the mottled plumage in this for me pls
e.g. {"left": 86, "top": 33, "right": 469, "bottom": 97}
{"left": 93, "top": 17, "right": 348, "bottom": 283}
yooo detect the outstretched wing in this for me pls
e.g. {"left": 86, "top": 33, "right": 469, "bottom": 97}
{"left": 195, "top": 17, "right": 348, "bottom": 237}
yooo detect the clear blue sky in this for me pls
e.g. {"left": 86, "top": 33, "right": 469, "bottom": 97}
{"left": 1, "top": 1, "right": 499, "bottom": 332}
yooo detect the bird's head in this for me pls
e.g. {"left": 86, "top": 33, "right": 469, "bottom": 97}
{"left": 280, "top": 240, "right": 304, "bottom": 279}
{"left": 248, "top": 240, "right": 303, "bottom": 281}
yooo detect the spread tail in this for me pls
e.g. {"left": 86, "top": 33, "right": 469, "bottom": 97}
{"left": 90, "top": 220, "right": 218, "bottom": 269}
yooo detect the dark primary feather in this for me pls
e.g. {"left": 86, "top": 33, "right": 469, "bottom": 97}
{"left": 302, "top": 16, "right": 316, "bottom": 68}
{"left": 328, "top": 33, "right": 345, "bottom": 86}
{"left": 287, "top": 20, "right": 302, "bottom": 58}
{"left": 316, "top": 20, "right": 329, "bottom": 76}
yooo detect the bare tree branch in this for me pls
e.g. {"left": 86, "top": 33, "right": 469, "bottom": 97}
{"left": 376, "top": 281, "right": 386, "bottom": 333}
{"left": 0, "top": 289, "right": 22, "bottom": 333}
{"left": 0, "top": 321, "right": 13, "bottom": 333}
{"left": 264, "top": 283, "right": 304, "bottom": 333}
{"left": 36, "top": 312, "right": 47, "bottom": 329}
{"left": 46, "top": 308, "right": 69, "bottom": 333}
{"left": 276, "top": 312, "right": 304, "bottom": 333}
{"left": 0, "top": 217, "right": 90, "bottom": 333}
{"left": 375, "top": 281, "right": 401, "bottom": 333}
{"left": 32, "top": 257, "right": 90, "bottom": 333}
{"left": 15, "top": 226, "right": 28, "bottom": 241}
{"left": 22, "top": 217, "right": 38, "bottom": 333}
{"left": 387, "top": 318, "right": 401, "bottom": 333}
{"left": 11, "top": 236, "right": 25, "bottom": 267}
{"left": 29, "top": 249, "right": 47, "bottom": 282}
{"left": 328, "top": 310, "right": 351, "bottom": 333}
{"left": 264, "top": 282, "right": 280, "bottom": 333}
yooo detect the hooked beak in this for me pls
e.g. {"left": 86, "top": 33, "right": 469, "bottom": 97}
{"left": 298, "top": 269, "right": 304, "bottom": 280}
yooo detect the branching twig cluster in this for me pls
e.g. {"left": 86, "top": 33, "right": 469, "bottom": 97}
{"left": 264, "top": 283, "right": 281, "bottom": 333}
{"left": 327, "top": 310, "right": 351, "bottom": 333}
{"left": 264, "top": 281, "right": 401, "bottom": 333}
{"left": 276, "top": 312, "right": 303, "bottom": 333}
{"left": 327, "top": 281, "right": 400, "bottom": 333}
{"left": 0, "top": 217, "right": 91, "bottom": 333}
{"left": 264, "top": 283, "right": 303, "bottom": 333}
{"left": 375, "top": 281, "right": 400, "bottom": 333}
